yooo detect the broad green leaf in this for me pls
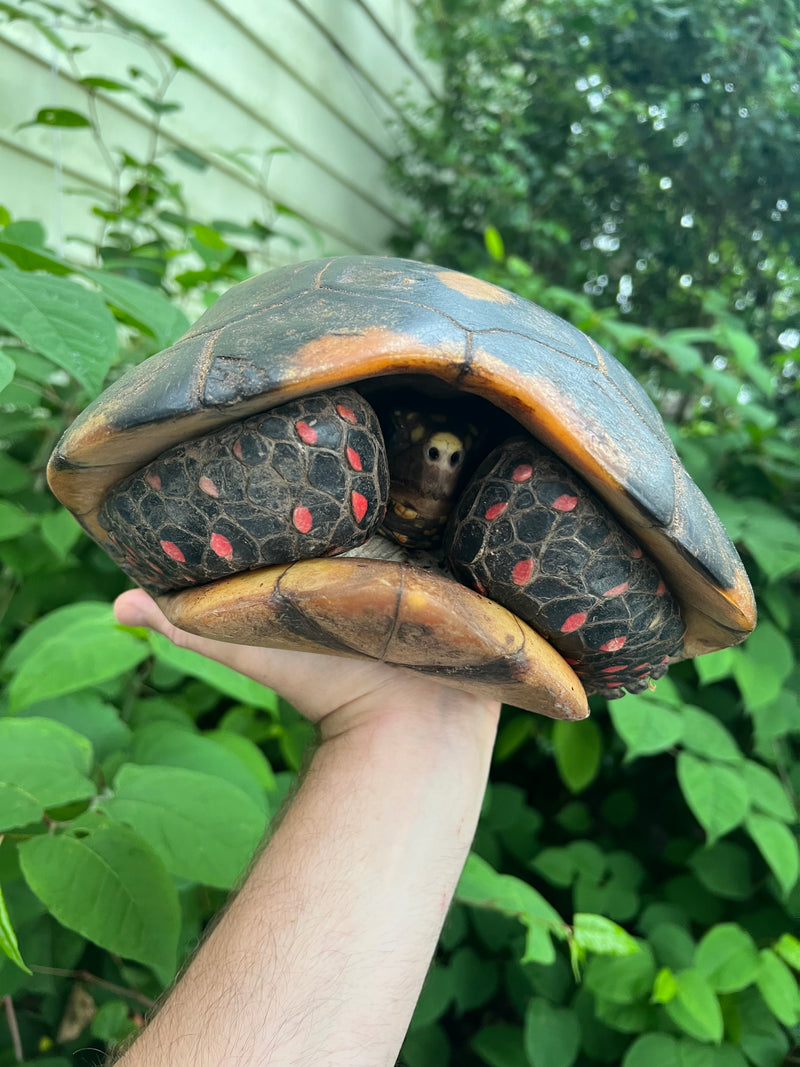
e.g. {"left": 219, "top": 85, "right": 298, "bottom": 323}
{"left": 0, "top": 500, "right": 36, "bottom": 541}
{"left": 664, "top": 969, "right": 723, "bottom": 1043}
{"left": 0, "top": 884, "right": 30, "bottom": 973}
{"left": 456, "top": 853, "right": 565, "bottom": 964}
{"left": 0, "top": 240, "right": 74, "bottom": 275}
{"left": 19, "top": 693, "right": 132, "bottom": 762}
{"left": 773, "top": 933, "right": 800, "bottom": 971}
{"left": 206, "top": 729, "right": 277, "bottom": 792}
{"left": 552, "top": 718, "right": 601, "bottom": 793}
{"left": 679, "top": 706, "right": 742, "bottom": 762}
{"left": 19, "top": 825, "right": 179, "bottom": 975}
{"left": 39, "top": 509, "right": 82, "bottom": 560}
{"left": 676, "top": 754, "right": 749, "bottom": 842}
{"left": 680, "top": 1043, "right": 748, "bottom": 1067}
{"left": 0, "top": 717, "right": 95, "bottom": 807}
{"left": 732, "top": 622, "right": 794, "bottom": 710}
{"left": 485, "top": 226, "right": 506, "bottom": 261}
{"left": 0, "top": 349, "right": 13, "bottom": 392}
{"left": 740, "top": 760, "right": 795, "bottom": 822}
{"left": 584, "top": 944, "right": 655, "bottom": 1003}
{"left": 737, "top": 986, "right": 790, "bottom": 1065}
{"left": 131, "top": 722, "right": 267, "bottom": 809}
{"left": 694, "top": 648, "right": 735, "bottom": 686}
{"left": 621, "top": 1033, "right": 680, "bottom": 1067}
{"left": 104, "top": 763, "right": 267, "bottom": 888}
{"left": 731, "top": 501, "right": 800, "bottom": 582}
{"left": 744, "top": 813, "right": 799, "bottom": 897}
{"left": 82, "top": 269, "right": 189, "bottom": 348}
{"left": 0, "top": 782, "right": 42, "bottom": 830}
{"left": 80, "top": 76, "right": 131, "bottom": 91}
{"left": 8, "top": 612, "right": 148, "bottom": 712}
{"left": 524, "top": 998, "right": 581, "bottom": 1067}
{"left": 755, "top": 949, "right": 800, "bottom": 1026}
{"left": 608, "top": 694, "right": 683, "bottom": 759}
{"left": 0, "top": 271, "right": 118, "bottom": 393}
{"left": 402, "top": 1023, "right": 450, "bottom": 1066}
{"left": 472, "top": 1024, "right": 526, "bottom": 1067}
{"left": 3, "top": 604, "right": 120, "bottom": 677}
{"left": 688, "top": 842, "right": 753, "bottom": 900}
{"left": 450, "top": 945, "right": 498, "bottom": 1013}
{"left": 148, "top": 631, "right": 279, "bottom": 712}
{"left": 573, "top": 913, "right": 639, "bottom": 956}
{"left": 694, "top": 923, "right": 760, "bottom": 993}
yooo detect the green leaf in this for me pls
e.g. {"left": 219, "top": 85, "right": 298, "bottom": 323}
{"left": 573, "top": 913, "right": 639, "bottom": 956}
{"left": 456, "top": 853, "right": 565, "bottom": 964}
{"left": 676, "top": 753, "right": 749, "bottom": 842}
{"left": 18, "top": 693, "right": 132, "bottom": 762}
{"left": 755, "top": 949, "right": 800, "bottom": 1026}
{"left": 0, "top": 500, "right": 36, "bottom": 541}
{"left": 0, "top": 717, "right": 95, "bottom": 807}
{"left": 21, "top": 107, "right": 92, "bottom": 128}
{"left": 450, "top": 945, "right": 498, "bottom": 1013}
{"left": 472, "top": 1023, "right": 527, "bottom": 1067}
{"left": 744, "top": 813, "right": 800, "bottom": 897}
{"left": 552, "top": 719, "right": 601, "bottom": 793}
{"left": 688, "top": 841, "right": 753, "bottom": 900}
{"left": 652, "top": 966, "right": 679, "bottom": 1004}
{"left": 148, "top": 631, "right": 279, "bottom": 712}
{"left": 0, "top": 349, "right": 13, "bottom": 392}
{"left": 205, "top": 730, "right": 277, "bottom": 793}
{"left": 732, "top": 501, "right": 800, "bottom": 582}
{"left": 0, "top": 782, "right": 42, "bottom": 830}
{"left": 621, "top": 1033, "right": 680, "bottom": 1067}
{"left": 732, "top": 622, "right": 794, "bottom": 710}
{"left": 8, "top": 610, "right": 149, "bottom": 712}
{"left": 608, "top": 694, "right": 683, "bottom": 759}
{"left": 524, "top": 998, "right": 581, "bottom": 1067}
{"left": 485, "top": 226, "right": 506, "bottom": 261}
{"left": 0, "top": 883, "right": 30, "bottom": 973}
{"left": 3, "top": 601, "right": 111, "bottom": 672}
{"left": 0, "top": 271, "right": 117, "bottom": 393}
{"left": 19, "top": 825, "right": 179, "bottom": 976}
{"left": 679, "top": 706, "right": 742, "bottom": 762}
{"left": 773, "top": 933, "right": 800, "bottom": 971}
{"left": 584, "top": 944, "right": 655, "bottom": 1003}
{"left": 103, "top": 763, "right": 267, "bottom": 888}
{"left": 39, "top": 509, "right": 82, "bottom": 560}
{"left": 694, "top": 923, "right": 760, "bottom": 993}
{"left": 740, "top": 760, "right": 796, "bottom": 822}
{"left": 82, "top": 269, "right": 189, "bottom": 348}
{"left": 694, "top": 648, "right": 735, "bottom": 686}
{"left": 0, "top": 240, "right": 74, "bottom": 275}
{"left": 664, "top": 969, "right": 723, "bottom": 1043}
{"left": 80, "top": 76, "right": 131, "bottom": 91}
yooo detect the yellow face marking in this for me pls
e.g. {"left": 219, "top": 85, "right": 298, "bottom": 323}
{"left": 394, "top": 502, "right": 418, "bottom": 519}
{"left": 427, "top": 431, "right": 464, "bottom": 454}
{"left": 410, "top": 425, "right": 425, "bottom": 443}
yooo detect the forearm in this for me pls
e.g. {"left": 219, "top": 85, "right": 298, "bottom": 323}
{"left": 116, "top": 688, "right": 499, "bottom": 1067}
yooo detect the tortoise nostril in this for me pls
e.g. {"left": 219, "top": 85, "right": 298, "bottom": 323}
{"left": 428, "top": 446, "right": 440, "bottom": 461}
{"left": 450, "top": 451, "right": 461, "bottom": 467}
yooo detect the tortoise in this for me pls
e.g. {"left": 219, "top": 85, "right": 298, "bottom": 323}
{"left": 47, "top": 256, "right": 756, "bottom": 721}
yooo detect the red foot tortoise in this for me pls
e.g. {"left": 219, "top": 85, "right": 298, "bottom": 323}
{"left": 47, "top": 257, "right": 756, "bottom": 720}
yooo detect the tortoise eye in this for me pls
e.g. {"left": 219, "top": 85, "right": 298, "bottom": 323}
{"left": 428, "top": 446, "right": 440, "bottom": 461}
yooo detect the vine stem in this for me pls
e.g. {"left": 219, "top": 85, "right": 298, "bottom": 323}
{"left": 30, "top": 967, "right": 155, "bottom": 1009}
{"left": 3, "top": 995, "right": 23, "bottom": 1063}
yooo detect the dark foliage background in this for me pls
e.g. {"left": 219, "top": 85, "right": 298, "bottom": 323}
{"left": 0, "top": 1, "right": 798, "bottom": 1065}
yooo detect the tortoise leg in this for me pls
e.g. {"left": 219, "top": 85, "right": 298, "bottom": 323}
{"left": 97, "top": 389, "right": 389, "bottom": 593}
{"left": 445, "top": 437, "right": 685, "bottom": 697}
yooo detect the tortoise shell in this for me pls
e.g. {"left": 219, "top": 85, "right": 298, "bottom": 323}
{"left": 47, "top": 256, "right": 756, "bottom": 719}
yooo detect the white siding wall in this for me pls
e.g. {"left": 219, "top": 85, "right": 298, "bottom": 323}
{"left": 0, "top": 0, "right": 437, "bottom": 262}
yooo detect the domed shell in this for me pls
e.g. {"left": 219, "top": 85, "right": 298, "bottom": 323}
{"left": 48, "top": 256, "right": 755, "bottom": 659}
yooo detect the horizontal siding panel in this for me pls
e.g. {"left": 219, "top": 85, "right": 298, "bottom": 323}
{"left": 0, "top": 0, "right": 428, "bottom": 259}
{"left": 354, "top": 0, "right": 442, "bottom": 99}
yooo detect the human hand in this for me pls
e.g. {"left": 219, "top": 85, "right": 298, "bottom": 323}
{"left": 114, "top": 587, "right": 502, "bottom": 741}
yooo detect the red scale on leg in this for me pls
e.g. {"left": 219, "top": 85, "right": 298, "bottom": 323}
{"left": 511, "top": 464, "right": 533, "bottom": 482}
{"left": 160, "top": 539, "right": 186, "bottom": 563}
{"left": 512, "top": 558, "right": 534, "bottom": 585}
{"left": 295, "top": 420, "right": 318, "bottom": 445}
{"left": 233, "top": 440, "right": 243, "bottom": 460}
{"left": 293, "top": 506, "right": 313, "bottom": 533}
{"left": 346, "top": 447, "right": 362, "bottom": 471}
{"left": 656, "top": 580, "right": 666, "bottom": 595}
{"left": 351, "top": 491, "right": 368, "bottom": 523}
{"left": 552, "top": 493, "right": 578, "bottom": 512}
{"left": 210, "top": 533, "right": 233, "bottom": 561}
{"left": 336, "top": 404, "right": 357, "bottom": 424}
{"left": 600, "top": 636, "right": 627, "bottom": 652}
{"left": 603, "top": 580, "right": 629, "bottom": 597}
{"left": 199, "top": 475, "right": 219, "bottom": 498}
{"left": 146, "top": 472, "right": 161, "bottom": 490}
{"left": 485, "top": 501, "right": 508, "bottom": 520}
{"left": 561, "top": 612, "right": 587, "bottom": 633}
